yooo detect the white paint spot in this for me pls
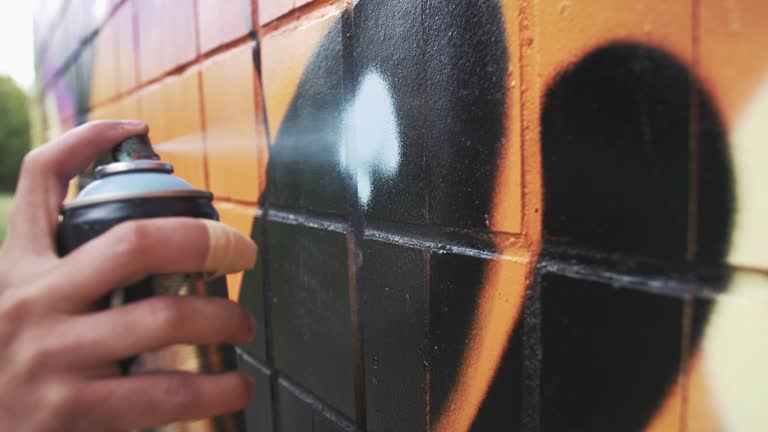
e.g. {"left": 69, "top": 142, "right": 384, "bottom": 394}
{"left": 726, "top": 80, "right": 768, "bottom": 270}
{"left": 704, "top": 274, "right": 768, "bottom": 432}
{"left": 340, "top": 70, "right": 401, "bottom": 207}
{"left": 703, "top": 77, "right": 768, "bottom": 431}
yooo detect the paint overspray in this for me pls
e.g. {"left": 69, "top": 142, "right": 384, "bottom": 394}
{"left": 340, "top": 70, "right": 401, "bottom": 208}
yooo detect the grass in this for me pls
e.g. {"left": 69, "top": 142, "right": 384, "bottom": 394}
{"left": 0, "top": 192, "right": 13, "bottom": 244}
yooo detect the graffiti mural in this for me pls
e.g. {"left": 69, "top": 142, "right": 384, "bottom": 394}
{"left": 34, "top": 0, "right": 768, "bottom": 430}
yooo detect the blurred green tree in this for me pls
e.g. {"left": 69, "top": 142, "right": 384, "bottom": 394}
{"left": 0, "top": 75, "right": 30, "bottom": 192}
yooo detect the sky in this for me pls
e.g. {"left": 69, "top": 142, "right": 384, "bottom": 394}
{"left": 0, "top": 2, "right": 35, "bottom": 91}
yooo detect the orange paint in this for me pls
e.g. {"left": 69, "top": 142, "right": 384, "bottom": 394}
{"left": 258, "top": 0, "right": 294, "bottom": 25}
{"left": 436, "top": 1, "right": 544, "bottom": 429}
{"left": 435, "top": 253, "right": 531, "bottom": 432}
{"left": 260, "top": 7, "right": 338, "bottom": 140}
{"left": 698, "top": 0, "right": 768, "bottom": 127}
{"left": 197, "top": 0, "right": 251, "bottom": 53}
{"left": 162, "top": 69, "right": 207, "bottom": 189}
{"left": 489, "top": 0, "right": 523, "bottom": 234}
{"left": 646, "top": 349, "right": 721, "bottom": 432}
{"left": 645, "top": 366, "right": 684, "bottom": 431}
{"left": 37, "top": 0, "right": 768, "bottom": 429}
{"left": 137, "top": 0, "right": 198, "bottom": 82}
{"left": 115, "top": 0, "right": 138, "bottom": 96}
{"left": 138, "top": 81, "right": 169, "bottom": 146}
{"left": 88, "top": 102, "right": 117, "bottom": 122}
{"left": 202, "top": 43, "right": 266, "bottom": 202}
{"left": 89, "top": 14, "right": 118, "bottom": 108}
{"left": 538, "top": 0, "right": 693, "bottom": 89}
{"left": 115, "top": 93, "right": 140, "bottom": 122}
{"left": 686, "top": 350, "right": 722, "bottom": 432}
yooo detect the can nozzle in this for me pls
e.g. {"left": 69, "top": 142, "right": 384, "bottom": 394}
{"left": 112, "top": 134, "right": 159, "bottom": 162}
{"left": 93, "top": 134, "right": 173, "bottom": 178}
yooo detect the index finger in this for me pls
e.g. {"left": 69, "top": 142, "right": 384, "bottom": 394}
{"left": 7, "top": 120, "right": 148, "bottom": 254}
{"left": 45, "top": 218, "right": 257, "bottom": 310}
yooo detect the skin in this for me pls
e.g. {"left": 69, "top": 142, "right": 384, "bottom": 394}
{"left": 0, "top": 121, "right": 259, "bottom": 431}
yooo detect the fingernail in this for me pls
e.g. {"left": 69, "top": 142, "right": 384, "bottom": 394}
{"left": 120, "top": 120, "right": 146, "bottom": 129}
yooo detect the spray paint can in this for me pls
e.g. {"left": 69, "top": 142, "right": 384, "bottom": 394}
{"left": 58, "top": 134, "right": 244, "bottom": 432}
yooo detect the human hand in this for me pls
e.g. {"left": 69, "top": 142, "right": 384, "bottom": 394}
{"left": 0, "top": 121, "right": 258, "bottom": 431}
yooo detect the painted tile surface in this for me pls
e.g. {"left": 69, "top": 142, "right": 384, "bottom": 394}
{"left": 197, "top": 0, "right": 252, "bottom": 53}
{"left": 33, "top": 0, "right": 768, "bottom": 430}
{"left": 203, "top": 43, "right": 266, "bottom": 202}
{"left": 141, "top": 69, "right": 207, "bottom": 189}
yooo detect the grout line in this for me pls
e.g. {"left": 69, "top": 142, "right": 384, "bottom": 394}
{"left": 340, "top": 6, "right": 368, "bottom": 428}
{"left": 44, "top": 29, "right": 252, "bottom": 112}
{"left": 259, "top": 0, "right": 345, "bottom": 36}
{"left": 521, "top": 271, "right": 542, "bottom": 432}
{"left": 236, "top": 349, "right": 360, "bottom": 431}
{"left": 199, "top": 80, "right": 211, "bottom": 194}
{"left": 245, "top": 22, "right": 280, "bottom": 430}
{"left": 40, "top": 0, "right": 127, "bottom": 94}
{"left": 235, "top": 347, "right": 273, "bottom": 376}
{"left": 419, "top": 7, "right": 432, "bottom": 429}
{"left": 85, "top": 35, "right": 255, "bottom": 111}
{"left": 687, "top": 19, "right": 701, "bottom": 265}
{"left": 265, "top": 206, "right": 523, "bottom": 259}
{"left": 540, "top": 243, "right": 768, "bottom": 278}
{"left": 38, "top": 0, "right": 127, "bottom": 74}
{"left": 259, "top": 206, "right": 280, "bottom": 432}
{"left": 193, "top": 0, "right": 211, "bottom": 192}
{"left": 537, "top": 257, "right": 730, "bottom": 300}
{"left": 346, "top": 230, "right": 366, "bottom": 428}
{"left": 681, "top": 3, "right": 702, "bottom": 430}
{"left": 36, "top": 0, "right": 72, "bottom": 57}
{"left": 364, "top": 226, "right": 502, "bottom": 260}
{"left": 267, "top": 207, "right": 351, "bottom": 233}
{"left": 262, "top": 207, "right": 767, "bottom": 282}
{"left": 516, "top": 0, "right": 529, "bottom": 239}
{"left": 130, "top": 0, "right": 140, "bottom": 120}
{"left": 276, "top": 375, "right": 361, "bottom": 432}
{"left": 260, "top": 207, "right": 768, "bottom": 284}
{"left": 238, "top": 347, "right": 282, "bottom": 432}
{"left": 421, "top": 0, "right": 430, "bottom": 225}
{"left": 423, "top": 249, "right": 432, "bottom": 430}
{"left": 104, "top": 0, "right": 120, "bottom": 111}
{"left": 680, "top": 295, "right": 694, "bottom": 432}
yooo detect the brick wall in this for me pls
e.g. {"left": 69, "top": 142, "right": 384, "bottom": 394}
{"left": 34, "top": 0, "right": 768, "bottom": 431}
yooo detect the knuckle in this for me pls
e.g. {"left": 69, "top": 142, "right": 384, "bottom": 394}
{"left": 0, "top": 295, "right": 31, "bottom": 353}
{"left": 22, "top": 340, "right": 60, "bottom": 371}
{"left": 0, "top": 290, "right": 35, "bottom": 326}
{"left": 44, "top": 380, "right": 79, "bottom": 420}
{"left": 19, "top": 147, "right": 48, "bottom": 176}
{"left": 111, "top": 220, "right": 152, "bottom": 259}
{"left": 148, "top": 297, "right": 185, "bottom": 332}
{"left": 161, "top": 375, "right": 196, "bottom": 410}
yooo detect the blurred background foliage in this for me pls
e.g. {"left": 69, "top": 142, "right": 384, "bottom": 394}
{"left": 0, "top": 75, "right": 29, "bottom": 191}
{"left": 0, "top": 74, "right": 34, "bottom": 243}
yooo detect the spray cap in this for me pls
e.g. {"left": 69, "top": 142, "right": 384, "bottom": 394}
{"left": 62, "top": 134, "right": 211, "bottom": 210}
{"left": 94, "top": 134, "right": 173, "bottom": 178}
